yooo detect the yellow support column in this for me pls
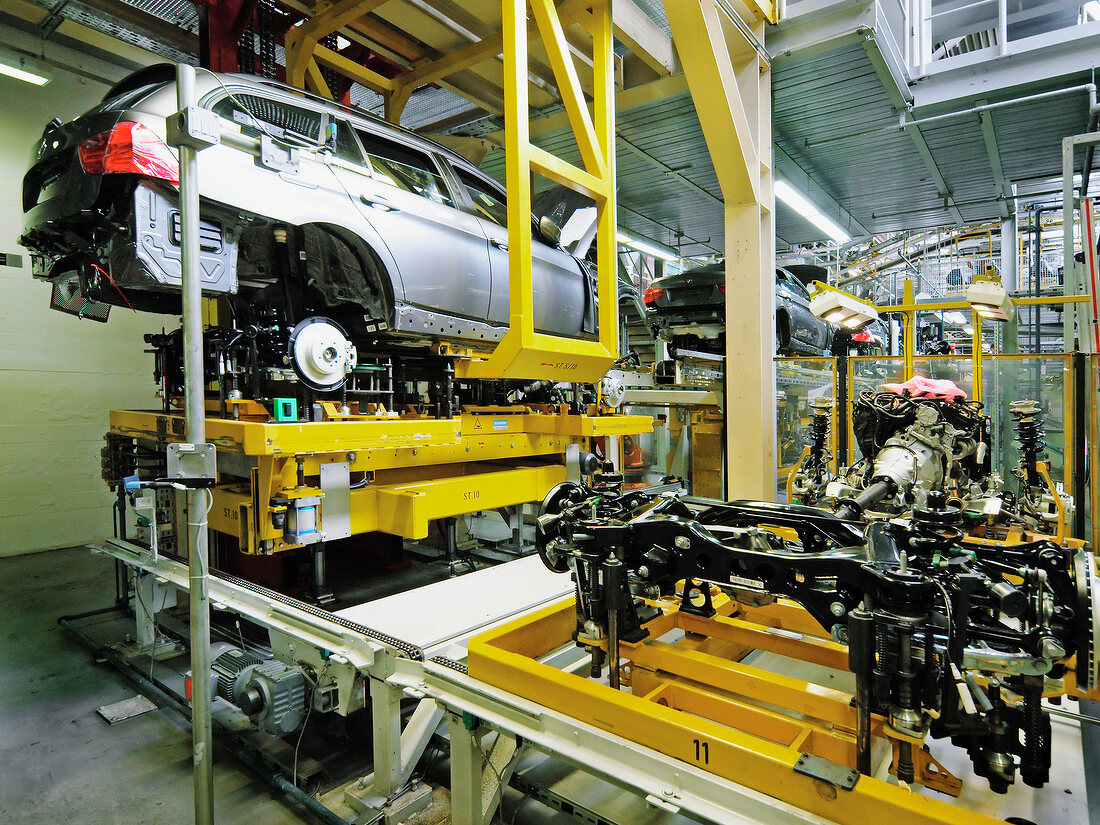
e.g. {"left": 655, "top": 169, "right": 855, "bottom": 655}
{"left": 665, "top": 0, "right": 777, "bottom": 499}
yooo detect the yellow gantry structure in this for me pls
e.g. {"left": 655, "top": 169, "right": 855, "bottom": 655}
{"left": 286, "top": 1, "right": 621, "bottom": 382}
{"left": 460, "top": 0, "right": 619, "bottom": 381}
{"left": 665, "top": 0, "right": 776, "bottom": 499}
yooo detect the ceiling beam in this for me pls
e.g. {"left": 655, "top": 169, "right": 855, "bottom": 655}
{"left": 976, "top": 101, "right": 1012, "bottom": 220}
{"left": 773, "top": 144, "right": 871, "bottom": 238}
{"left": 903, "top": 120, "right": 967, "bottom": 226}
{"left": 62, "top": 0, "right": 198, "bottom": 56}
{"left": 610, "top": 0, "right": 675, "bottom": 76}
{"left": 395, "top": 0, "right": 592, "bottom": 91}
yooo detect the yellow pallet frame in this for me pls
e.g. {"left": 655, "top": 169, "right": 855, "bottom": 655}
{"left": 468, "top": 594, "right": 1032, "bottom": 825}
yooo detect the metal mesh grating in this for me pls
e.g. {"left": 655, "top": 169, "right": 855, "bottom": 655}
{"left": 29, "top": 0, "right": 195, "bottom": 63}
{"left": 49, "top": 274, "right": 111, "bottom": 322}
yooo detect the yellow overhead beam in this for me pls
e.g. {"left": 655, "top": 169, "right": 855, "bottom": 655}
{"left": 304, "top": 58, "right": 334, "bottom": 99}
{"left": 285, "top": 0, "right": 389, "bottom": 88}
{"left": 313, "top": 43, "right": 395, "bottom": 94}
{"left": 609, "top": 0, "right": 676, "bottom": 76}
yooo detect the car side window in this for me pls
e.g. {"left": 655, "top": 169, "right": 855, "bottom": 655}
{"left": 328, "top": 120, "right": 366, "bottom": 165}
{"left": 354, "top": 129, "right": 453, "bottom": 206}
{"left": 455, "top": 168, "right": 508, "bottom": 227}
{"left": 212, "top": 93, "right": 322, "bottom": 144}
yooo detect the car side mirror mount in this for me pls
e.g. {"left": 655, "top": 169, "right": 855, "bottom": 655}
{"left": 539, "top": 215, "right": 562, "bottom": 246}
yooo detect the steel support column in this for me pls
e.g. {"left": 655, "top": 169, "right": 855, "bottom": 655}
{"left": 665, "top": 0, "right": 777, "bottom": 499}
{"left": 177, "top": 63, "right": 214, "bottom": 825}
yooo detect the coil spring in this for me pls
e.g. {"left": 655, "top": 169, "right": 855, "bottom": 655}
{"left": 1010, "top": 400, "right": 1045, "bottom": 467}
{"left": 810, "top": 407, "right": 830, "bottom": 453}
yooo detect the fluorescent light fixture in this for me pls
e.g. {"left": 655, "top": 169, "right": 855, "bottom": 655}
{"left": 774, "top": 180, "right": 850, "bottom": 244}
{"left": 809, "top": 282, "right": 879, "bottom": 330}
{"left": 963, "top": 325, "right": 974, "bottom": 334}
{"left": 966, "top": 266, "right": 1014, "bottom": 321}
{"left": 944, "top": 311, "right": 967, "bottom": 325}
{"left": 616, "top": 229, "right": 679, "bottom": 262}
{"left": 0, "top": 55, "right": 49, "bottom": 86}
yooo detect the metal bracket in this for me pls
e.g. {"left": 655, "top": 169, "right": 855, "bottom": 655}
{"left": 793, "top": 753, "right": 859, "bottom": 790}
{"left": 259, "top": 135, "right": 300, "bottom": 173}
{"left": 166, "top": 106, "right": 221, "bottom": 151}
{"left": 167, "top": 442, "right": 217, "bottom": 482}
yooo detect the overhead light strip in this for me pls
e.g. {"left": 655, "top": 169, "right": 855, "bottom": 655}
{"left": 0, "top": 59, "right": 49, "bottom": 86}
{"left": 774, "top": 180, "right": 850, "bottom": 244}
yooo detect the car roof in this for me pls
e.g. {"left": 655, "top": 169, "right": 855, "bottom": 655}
{"left": 108, "top": 63, "right": 492, "bottom": 187}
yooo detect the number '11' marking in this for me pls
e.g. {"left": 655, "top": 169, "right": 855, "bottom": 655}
{"left": 693, "top": 739, "right": 710, "bottom": 764}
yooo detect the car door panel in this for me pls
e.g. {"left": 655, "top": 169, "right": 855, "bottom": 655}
{"left": 328, "top": 124, "right": 490, "bottom": 322}
{"left": 447, "top": 164, "right": 586, "bottom": 336}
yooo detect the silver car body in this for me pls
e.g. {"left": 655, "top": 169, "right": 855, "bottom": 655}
{"left": 23, "top": 68, "right": 595, "bottom": 344}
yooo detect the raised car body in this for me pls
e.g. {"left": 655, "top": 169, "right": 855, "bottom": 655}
{"left": 21, "top": 64, "right": 597, "bottom": 346}
{"left": 642, "top": 262, "right": 834, "bottom": 356}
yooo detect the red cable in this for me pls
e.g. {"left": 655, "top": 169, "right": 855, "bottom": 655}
{"left": 91, "top": 263, "right": 137, "bottom": 314}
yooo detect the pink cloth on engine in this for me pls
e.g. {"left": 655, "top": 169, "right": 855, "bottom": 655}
{"left": 881, "top": 375, "right": 967, "bottom": 400}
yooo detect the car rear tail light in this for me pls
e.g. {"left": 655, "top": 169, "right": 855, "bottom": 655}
{"left": 643, "top": 286, "right": 664, "bottom": 305}
{"left": 851, "top": 330, "right": 872, "bottom": 342}
{"left": 718, "top": 284, "right": 726, "bottom": 294}
{"left": 78, "top": 121, "right": 179, "bottom": 184}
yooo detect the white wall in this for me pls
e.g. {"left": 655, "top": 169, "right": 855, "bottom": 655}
{"left": 0, "top": 55, "right": 160, "bottom": 555}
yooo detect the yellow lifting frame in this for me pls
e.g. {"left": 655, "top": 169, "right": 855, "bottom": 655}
{"left": 456, "top": 0, "right": 618, "bottom": 382}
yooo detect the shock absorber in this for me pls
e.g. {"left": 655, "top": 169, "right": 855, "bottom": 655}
{"left": 806, "top": 397, "right": 833, "bottom": 471}
{"left": 1010, "top": 400, "right": 1045, "bottom": 488}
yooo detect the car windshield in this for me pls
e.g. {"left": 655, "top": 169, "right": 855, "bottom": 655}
{"left": 779, "top": 270, "right": 810, "bottom": 299}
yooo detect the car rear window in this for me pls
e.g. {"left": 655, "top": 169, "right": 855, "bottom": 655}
{"left": 213, "top": 93, "right": 322, "bottom": 143}
{"left": 355, "top": 129, "right": 453, "bottom": 206}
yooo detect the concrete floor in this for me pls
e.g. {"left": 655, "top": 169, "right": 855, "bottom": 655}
{"left": 0, "top": 546, "right": 312, "bottom": 825}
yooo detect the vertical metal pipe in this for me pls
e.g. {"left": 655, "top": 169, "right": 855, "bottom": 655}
{"left": 1000, "top": 216, "right": 1019, "bottom": 482}
{"left": 1064, "top": 138, "right": 1078, "bottom": 351}
{"left": 997, "top": 0, "right": 1007, "bottom": 55}
{"left": 177, "top": 62, "right": 214, "bottom": 825}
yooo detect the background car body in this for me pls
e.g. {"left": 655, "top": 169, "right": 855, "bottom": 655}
{"left": 21, "top": 65, "right": 598, "bottom": 346}
{"left": 643, "top": 262, "right": 835, "bottom": 357}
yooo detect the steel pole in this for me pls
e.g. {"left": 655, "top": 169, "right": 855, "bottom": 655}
{"left": 177, "top": 61, "right": 214, "bottom": 825}
{"left": 1063, "top": 137, "right": 1078, "bottom": 351}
